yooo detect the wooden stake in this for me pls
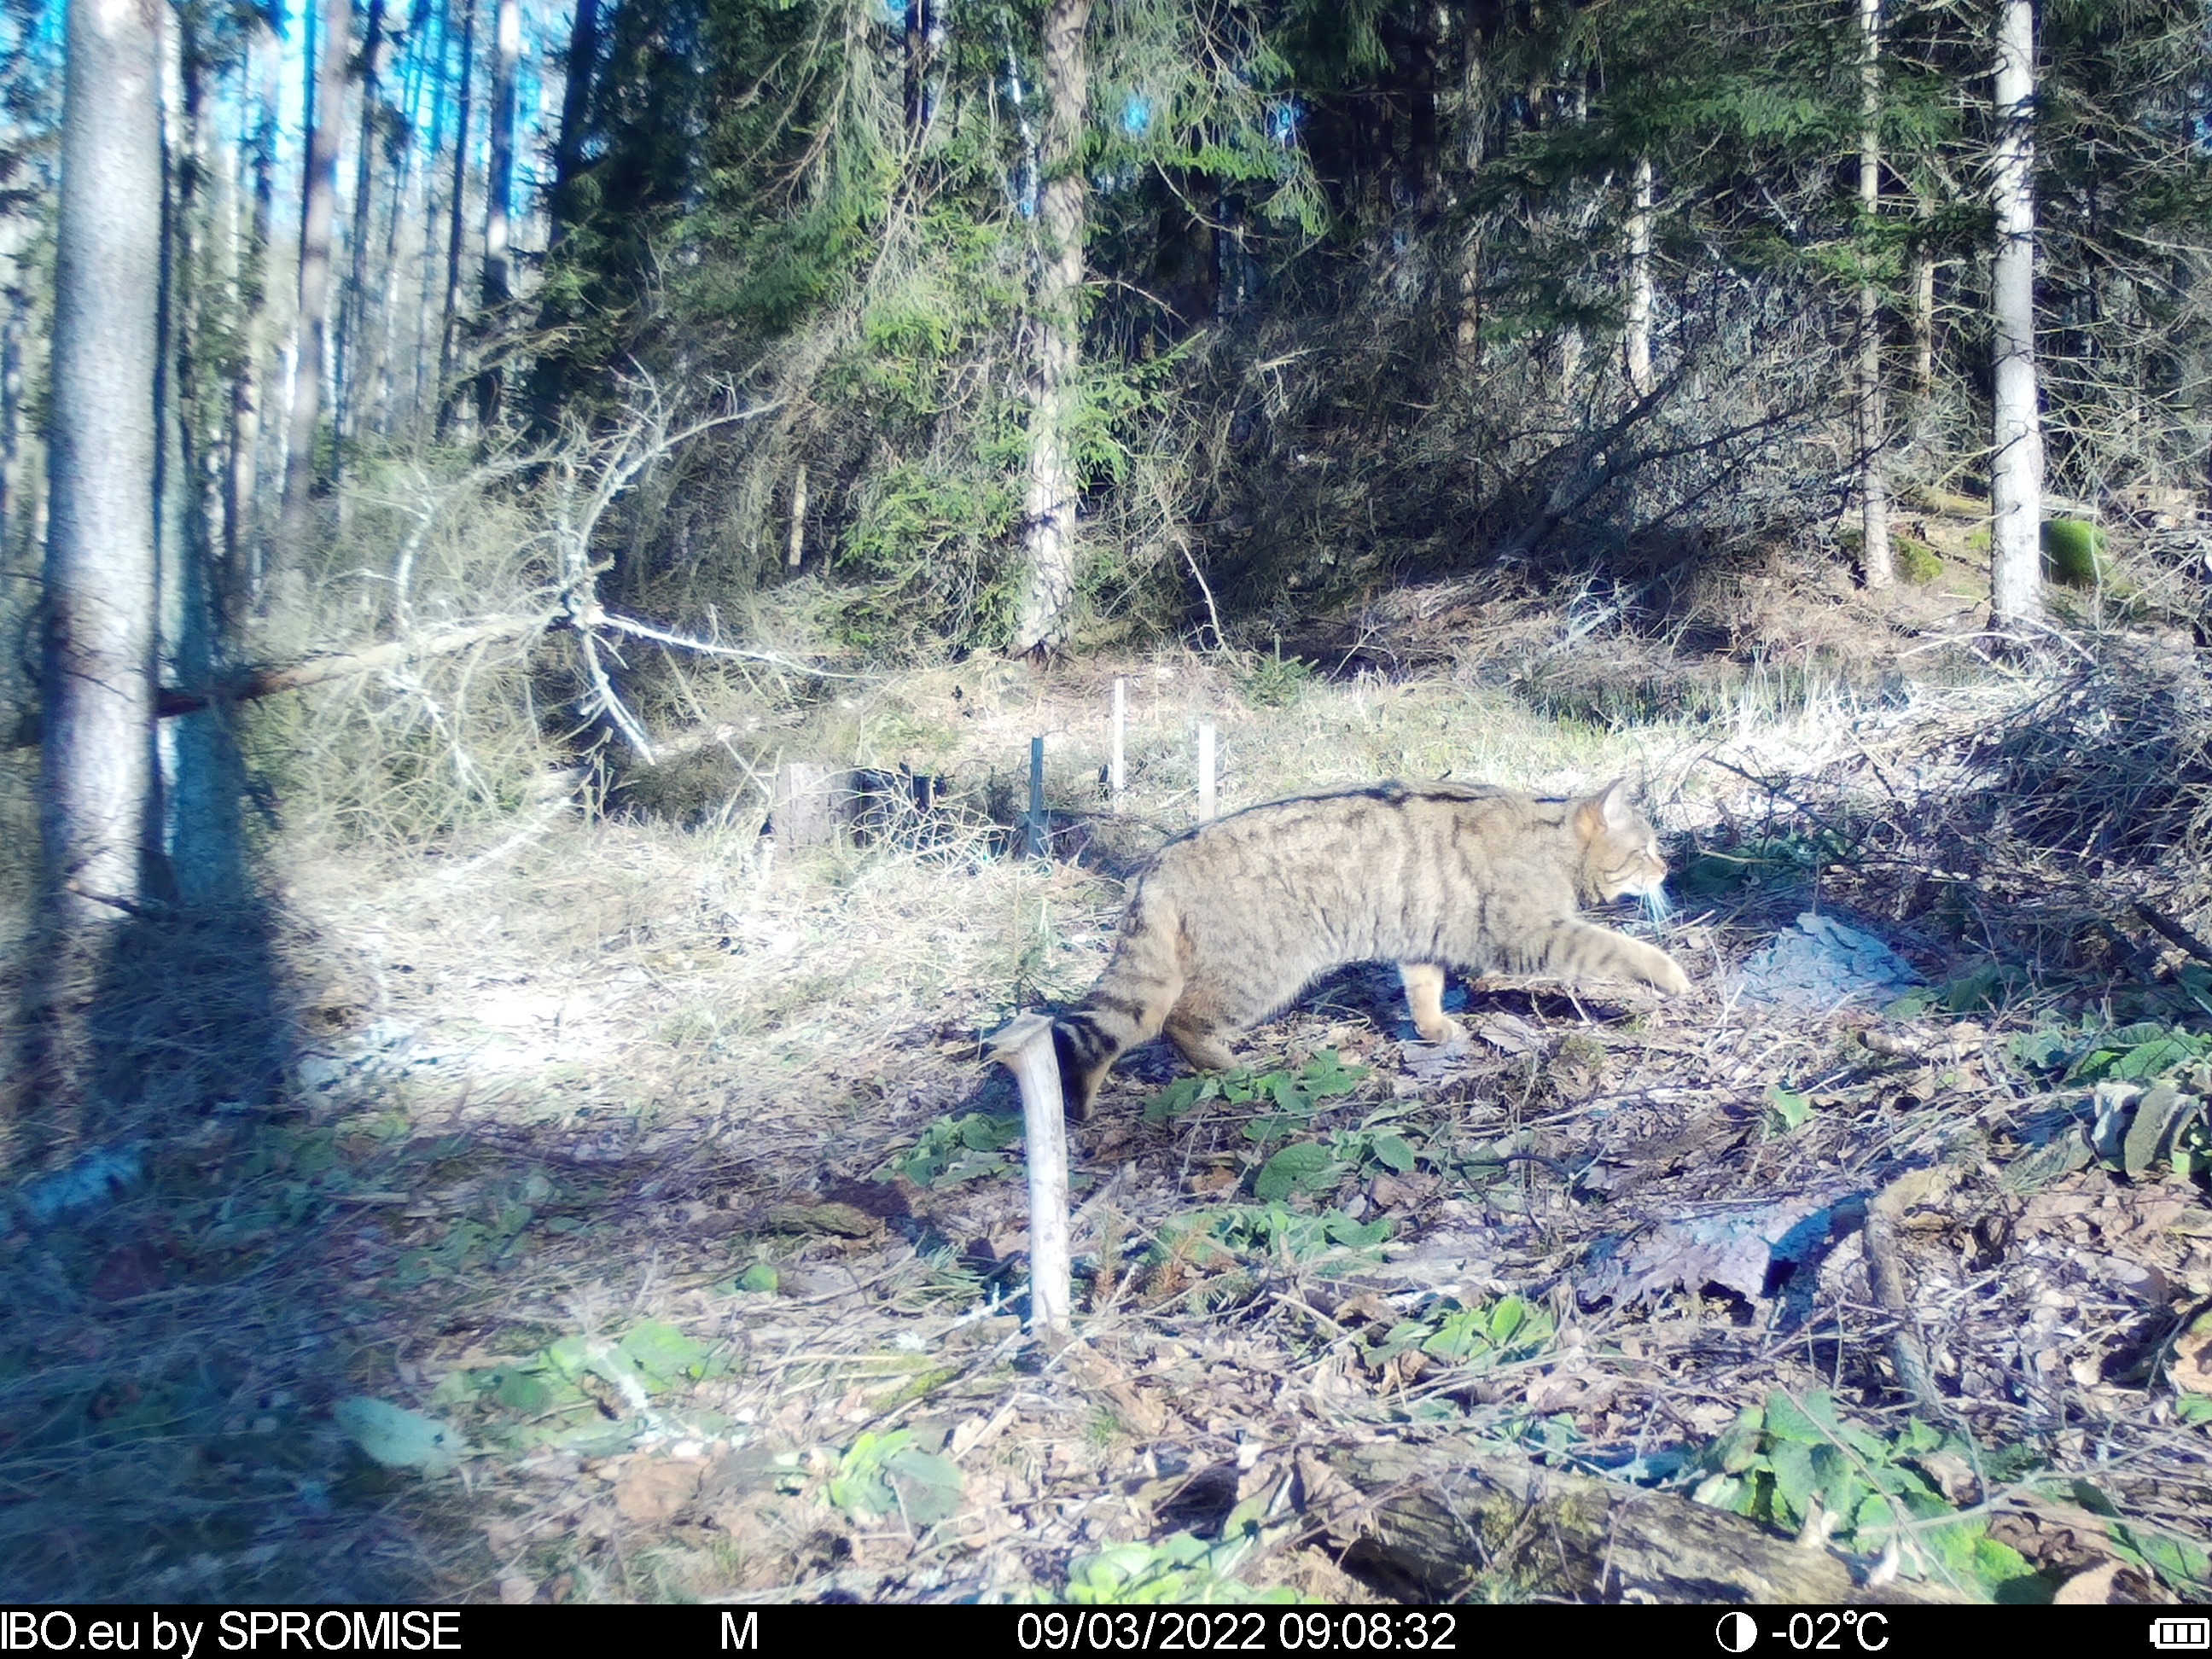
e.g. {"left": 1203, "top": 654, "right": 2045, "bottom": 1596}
{"left": 1196, "top": 721, "right": 1216, "bottom": 823}
{"left": 771, "top": 760, "right": 837, "bottom": 848}
{"left": 1109, "top": 677, "right": 1126, "bottom": 813}
{"left": 1027, "top": 735, "right": 1047, "bottom": 859}
{"left": 786, "top": 463, "right": 808, "bottom": 568}
{"left": 985, "top": 1011, "right": 1071, "bottom": 1334}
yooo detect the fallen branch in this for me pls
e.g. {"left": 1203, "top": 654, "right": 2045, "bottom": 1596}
{"left": 8, "top": 615, "right": 550, "bottom": 750}
{"left": 1302, "top": 1438, "right": 1970, "bottom": 1603}
{"left": 8, "top": 383, "right": 844, "bottom": 760}
{"left": 11, "top": 601, "right": 859, "bottom": 754}
{"left": 2134, "top": 900, "right": 2212, "bottom": 969}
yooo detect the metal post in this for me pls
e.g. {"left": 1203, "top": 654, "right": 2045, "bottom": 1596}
{"left": 1027, "top": 735, "right": 1047, "bottom": 859}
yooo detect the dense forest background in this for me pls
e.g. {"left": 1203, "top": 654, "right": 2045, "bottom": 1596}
{"left": 5, "top": 0, "right": 2212, "bottom": 739}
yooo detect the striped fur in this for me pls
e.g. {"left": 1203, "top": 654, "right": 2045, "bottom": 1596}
{"left": 1053, "top": 777, "right": 1688, "bottom": 1119}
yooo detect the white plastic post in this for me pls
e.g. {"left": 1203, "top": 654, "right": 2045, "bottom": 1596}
{"left": 1110, "top": 678, "right": 1126, "bottom": 814}
{"left": 1196, "top": 721, "right": 1216, "bottom": 823}
{"left": 985, "top": 1011, "right": 1071, "bottom": 1334}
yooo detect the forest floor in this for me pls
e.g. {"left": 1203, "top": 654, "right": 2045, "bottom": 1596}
{"left": 3, "top": 521, "right": 2211, "bottom": 1604}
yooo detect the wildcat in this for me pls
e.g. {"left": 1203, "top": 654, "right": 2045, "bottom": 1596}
{"left": 1051, "top": 777, "right": 1689, "bottom": 1118}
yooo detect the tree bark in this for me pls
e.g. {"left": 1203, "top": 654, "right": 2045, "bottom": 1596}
{"left": 1452, "top": 14, "right": 1486, "bottom": 365}
{"left": 276, "top": 0, "right": 352, "bottom": 562}
{"left": 0, "top": 267, "right": 21, "bottom": 558}
{"left": 44, "top": 0, "right": 165, "bottom": 919}
{"left": 1908, "top": 184, "right": 1936, "bottom": 402}
{"left": 1857, "top": 0, "right": 1892, "bottom": 590}
{"left": 546, "top": 0, "right": 597, "bottom": 248}
{"left": 1624, "top": 154, "right": 1655, "bottom": 399}
{"left": 225, "top": 20, "right": 278, "bottom": 609}
{"left": 1008, "top": 0, "right": 1090, "bottom": 656}
{"left": 475, "top": 0, "right": 517, "bottom": 428}
{"left": 335, "top": 0, "right": 387, "bottom": 451}
{"left": 1988, "top": 0, "right": 2042, "bottom": 627}
{"left": 436, "top": 0, "right": 475, "bottom": 439}
{"left": 414, "top": 0, "right": 451, "bottom": 433}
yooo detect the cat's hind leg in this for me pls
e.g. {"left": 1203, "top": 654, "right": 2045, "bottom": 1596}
{"left": 1397, "top": 962, "right": 1465, "bottom": 1045}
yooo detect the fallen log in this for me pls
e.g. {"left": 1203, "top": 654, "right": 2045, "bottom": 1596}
{"left": 7, "top": 614, "right": 551, "bottom": 752}
{"left": 1301, "top": 1439, "right": 1970, "bottom": 1604}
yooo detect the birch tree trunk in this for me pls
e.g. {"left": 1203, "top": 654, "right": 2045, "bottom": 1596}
{"left": 276, "top": 0, "right": 352, "bottom": 562}
{"left": 1856, "top": 0, "right": 1892, "bottom": 589}
{"left": 1008, "top": 0, "right": 1090, "bottom": 656}
{"left": 475, "top": 0, "right": 517, "bottom": 428}
{"left": 1988, "top": 0, "right": 2042, "bottom": 627}
{"left": 44, "top": 0, "right": 164, "bottom": 920}
{"left": 1623, "top": 154, "right": 1654, "bottom": 399}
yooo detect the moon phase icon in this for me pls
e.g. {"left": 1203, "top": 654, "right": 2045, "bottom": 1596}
{"left": 1716, "top": 1611, "right": 1760, "bottom": 1653}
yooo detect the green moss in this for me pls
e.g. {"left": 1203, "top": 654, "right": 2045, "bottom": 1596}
{"left": 2040, "top": 518, "right": 2110, "bottom": 588}
{"left": 1895, "top": 535, "right": 1943, "bottom": 585}
{"left": 1839, "top": 527, "right": 1942, "bottom": 585}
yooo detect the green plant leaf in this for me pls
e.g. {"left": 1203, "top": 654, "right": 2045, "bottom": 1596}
{"left": 620, "top": 1319, "right": 708, "bottom": 1385}
{"left": 1254, "top": 1143, "right": 1336, "bottom": 1202}
{"left": 1368, "top": 1132, "right": 1417, "bottom": 1172}
{"left": 1767, "top": 1439, "right": 1817, "bottom": 1525}
{"left": 1142, "top": 1076, "right": 1214, "bottom": 1121}
{"left": 1766, "top": 1086, "right": 1813, "bottom": 1131}
{"left": 884, "top": 1446, "right": 964, "bottom": 1525}
{"left": 1761, "top": 1390, "right": 1828, "bottom": 1445}
{"left": 1322, "top": 1211, "right": 1391, "bottom": 1247}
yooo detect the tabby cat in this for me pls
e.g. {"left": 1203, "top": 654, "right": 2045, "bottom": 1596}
{"left": 1052, "top": 777, "right": 1689, "bottom": 1118}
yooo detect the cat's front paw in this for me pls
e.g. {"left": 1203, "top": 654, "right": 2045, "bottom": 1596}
{"left": 1412, "top": 1014, "right": 1467, "bottom": 1047}
{"left": 1648, "top": 955, "right": 1691, "bottom": 996}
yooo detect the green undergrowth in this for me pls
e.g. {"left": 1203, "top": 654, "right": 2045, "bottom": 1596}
{"left": 1685, "top": 1389, "right": 2209, "bottom": 1603}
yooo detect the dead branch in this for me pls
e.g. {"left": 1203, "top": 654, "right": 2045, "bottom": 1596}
{"left": 1305, "top": 1438, "right": 1970, "bottom": 1604}
{"left": 9, "top": 384, "right": 850, "bottom": 757}
{"left": 2133, "top": 900, "right": 2212, "bottom": 968}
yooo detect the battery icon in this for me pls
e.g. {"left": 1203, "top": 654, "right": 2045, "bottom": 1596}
{"left": 2151, "top": 1620, "right": 2209, "bottom": 1650}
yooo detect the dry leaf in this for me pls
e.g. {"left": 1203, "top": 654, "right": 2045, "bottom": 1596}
{"left": 613, "top": 1457, "right": 701, "bottom": 1525}
{"left": 2172, "top": 1313, "right": 2212, "bottom": 1394}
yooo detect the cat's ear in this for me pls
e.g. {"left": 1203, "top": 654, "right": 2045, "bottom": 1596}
{"left": 1574, "top": 777, "right": 1633, "bottom": 842}
{"left": 1596, "top": 777, "right": 1635, "bottom": 832}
